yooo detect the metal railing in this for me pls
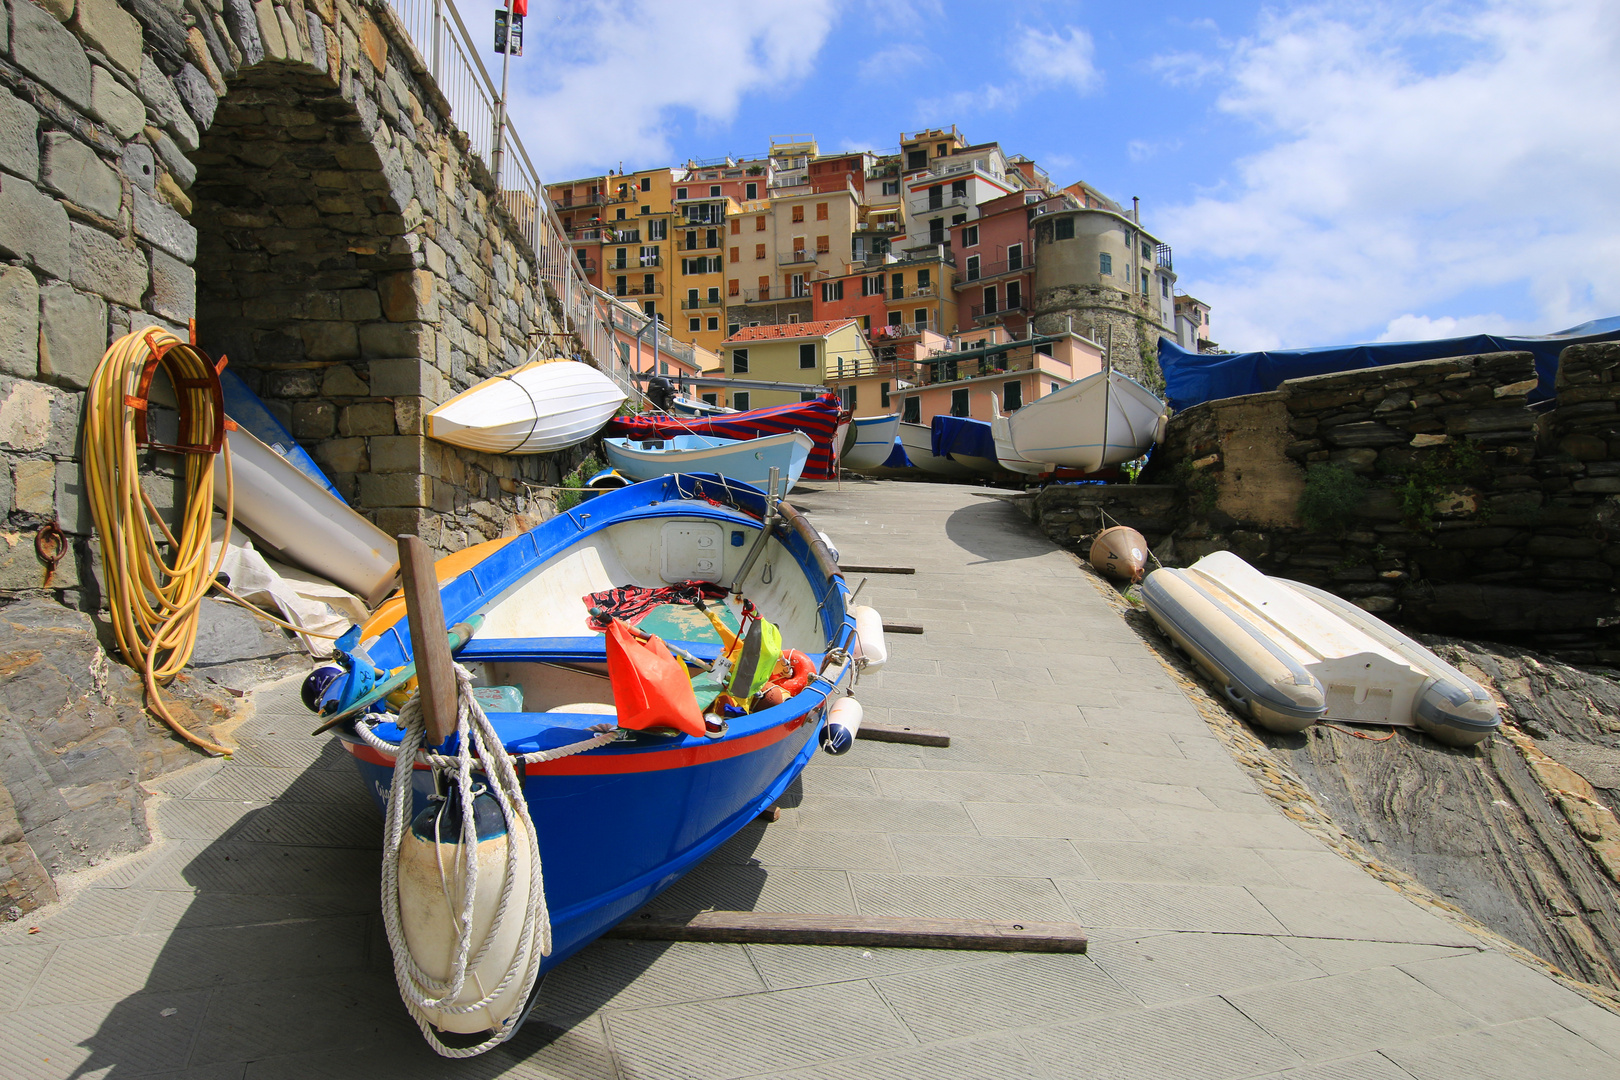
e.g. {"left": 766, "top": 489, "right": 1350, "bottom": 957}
{"left": 972, "top": 299, "right": 1028, "bottom": 320}
{"left": 608, "top": 282, "right": 663, "bottom": 297}
{"left": 680, "top": 296, "right": 723, "bottom": 310}
{"left": 963, "top": 257, "right": 1026, "bottom": 282}
{"left": 381, "top": 0, "right": 633, "bottom": 399}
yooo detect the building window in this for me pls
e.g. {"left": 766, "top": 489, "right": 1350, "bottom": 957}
{"left": 841, "top": 384, "right": 857, "bottom": 410}
{"left": 863, "top": 275, "right": 882, "bottom": 296}
{"left": 788, "top": 313, "right": 800, "bottom": 323}
{"left": 615, "top": 275, "right": 627, "bottom": 296}
{"left": 1099, "top": 252, "right": 1113, "bottom": 275}
{"left": 1161, "top": 275, "right": 1170, "bottom": 298}
{"left": 1141, "top": 240, "right": 1152, "bottom": 260}
{"left": 1006, "top": 280, "right": 1021, "bottom": 309}
{"left": 1036, "top": 342, "right": 1053, "bottom": 356}
{"left": 907, "top": 149, "right": 927, "bottom": 170}
{"left": 966, "top": 255, "right": 980, "bottom": 281}
{"left": 1054, "top": 217, "right": 1074, "bottom": 240}
{"left": 890, "top": 273, "right": 903, "bottom": 300}
{"left": 914, "top": 308, "right": 928, "bottom": 326}
{"left": 820, "top": 281, "right": 844, "bottom": 302}
{"left": 729, "top": 247, "right": 739, "bottom": 263}
{"left": 728, "top": 278, "right": 740, "bottom": 296}
{"left": 707, "top": 286, "right": 720, "bottom": 303}
{"left": 880, "top": 381, "right": 890, "bottom": 407}
{"left": 791, "top": 273, "right": 807, "bottom": 298}
{"left": 756, "top": 215, "right": 766, "bottom": 231}
{"left": 639, "top": 205, "right": 649, "bottom": 215}
{"left": 702, "top": 393, "right": 718, "bottom": 405}
{"left": 951, "top": 388, "right": 969, "bottom": 417}
{"left": 616, "top": 207, "right": 626, "bottom": 220}
{"left": 816, "top": 235, "right": 830, "bottom": 253}
{"left": 862, "top": 315, "right": 870, "bottom": 331}
{"left": 792, "top": 205, "right": 805, "bottom": 223}
{"left": 928, "top": 184, "right": 942, "bottom": 209}
{"left": 816, "top": 202, "right": 828, "bottom": 220}
{"left": 660, "top": 362, "right": 668, "bottom": 375}
{"left": 730, "top": 219, "right": 740, "bottom": 234}
{"left": 799, "top": 342, "right": 816, "bottom": 369}
{"left": 733, "top": 391, "right": 750, "bottom": 410}
{"left": 640, "top": 176, "right": 650, "bottom": 191}
{"left": 882, "top": 180, "right": 899, "bottom": 195}
{"left": 983, "top": 285, "right": 997, "bottom": 314}
{"left": 902, "top": 396, "right": 920, "bottom": 423}
{"left": 707, "top": 317, "right": 719, "bottom": 331}
{"left": 643, "top": 301, "right": 656, "bottom": 318}
{"left": 727, "top": 324, "right": 739, "bottom": 336}
{"left": 706, "top": 228, "right": 718, "bottom": 248}
{"left": 757, "top": 275, "right": 770, "bottom": 296}
{"left": 917, "top": 269, "right": 930, "bottom": 290}
{"left": 676, "top": 187, "right": 688, "bottom": 200}
{"left": 755, "top": 243, "right": 766, "bottom": 259}
{"left": 929, "top": 218, "right": 945, "bottom": 243}
{"left": 647, "top": 219, "right": 666, "bottom": 240}
{"left": 1007, "top": 243, "right": 1023, "bottom": 271}
{"left": 689, "top": 317, "right": 701, "bottom": 332}
{"left": 962, "top": 225, "right": 979, "bottom": 248}
{"left": 1004, "top": 380, "right": 1023, "bottom": 411}
{"left": 710, "top": 185, "right": 721, "bottom": 197}
{"left": 1141, "top": 270, "right": 1149, "bottom": 294}
{"left": 732, "top": 348, "right": 749, "bottom": 373}
{"left": 745, "top": 182, "right": 758, "bottom": 200}
{"left": 888, "top": 310, "right": 903, "bottom": 327}
{"left": 951, "top": 179, "right": 966, "bottom": 199}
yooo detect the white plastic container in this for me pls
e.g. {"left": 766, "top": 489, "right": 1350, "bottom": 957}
{"left": 851, "top": 605, "right": 888, "bottom": 673}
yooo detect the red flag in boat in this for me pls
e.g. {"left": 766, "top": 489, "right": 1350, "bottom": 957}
{"left": 603, "top": 618, "right": 705, "bottom": 738}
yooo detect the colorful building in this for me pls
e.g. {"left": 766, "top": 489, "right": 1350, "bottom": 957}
{"left": 716, "top": 319, "right": 873, "bottom": 411}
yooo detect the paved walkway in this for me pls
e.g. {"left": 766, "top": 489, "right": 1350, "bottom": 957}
{"left": 4, "top": 481, "right": 1620, "bottom": 1078}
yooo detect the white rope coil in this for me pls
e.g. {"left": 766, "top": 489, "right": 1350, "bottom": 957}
{"left": 376, "top": 664, "right": 613, "bottom": 1058}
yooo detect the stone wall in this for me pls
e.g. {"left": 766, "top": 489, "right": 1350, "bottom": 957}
{"left": 1029, "top": 283, "right": 1167, "bottom": 391}
{"left": 0, "top": 0, "right": 606, "bottom": 913}
{"left": 1033, "top": 346, "right": 1620, "bottom": 663}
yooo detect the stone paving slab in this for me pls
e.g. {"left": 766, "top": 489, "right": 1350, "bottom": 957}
{"left": 2, "top": 480, "right": 1617, "bottom": 1078}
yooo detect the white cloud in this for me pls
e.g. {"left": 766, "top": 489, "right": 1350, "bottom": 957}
{"left": 1377, "top": 313, "right": 1521, "bottom": 341}
{"left": 467, "top": 0, "right": 843, "bottom": 178}
{"left": 915, "top": 23, "right": 1101, "bottom": 119}
{"left": 1158, "top": 0, "right": 1620, "bottom": 351}
{"left": 858, "top": 42, "right": 935, "bottom": 83}
{"left": 1128, "top": 138, "right": 1181, "bottom": 164}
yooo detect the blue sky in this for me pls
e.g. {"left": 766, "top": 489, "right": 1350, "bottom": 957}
{"left": 463, "top": 0, "right": 1620, "bottom": 351}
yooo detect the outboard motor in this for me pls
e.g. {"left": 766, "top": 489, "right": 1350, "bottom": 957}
{"left": 647, "top": 375, "right": 676, "bottom": 411}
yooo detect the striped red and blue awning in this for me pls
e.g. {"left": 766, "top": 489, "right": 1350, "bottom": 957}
{"left": 606, "top": 394, "right": 849, "bottom": 480}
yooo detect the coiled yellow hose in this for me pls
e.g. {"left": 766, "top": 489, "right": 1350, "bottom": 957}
{"left": 84, "top": 328, "right": 234, "bottom": 756}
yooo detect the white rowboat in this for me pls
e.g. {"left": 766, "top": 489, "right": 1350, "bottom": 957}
{"left": 602, "top": 431, "right": 814, "bottom": 492}
{"left": 1008, "top": 369, "right": 1168, "bottom": 473}
{"left": 897, "top": 421, "right": 977, "bottom": 481}
{"left": 843, "top": 414, "right": 902, "bottom": 472}
{"left": 427, "top": 360, "right": 627, "bottom": 455}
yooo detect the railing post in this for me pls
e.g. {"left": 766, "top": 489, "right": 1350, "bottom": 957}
{"left": 431, "top": 0, "right": 442, "bottom": 77}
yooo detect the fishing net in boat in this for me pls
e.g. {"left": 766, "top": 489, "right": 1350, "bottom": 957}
{"left": 582, "top": 582, "right": 730, "bottom": 631}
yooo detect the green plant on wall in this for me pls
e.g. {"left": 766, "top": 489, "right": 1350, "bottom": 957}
{"left": 1297, "top": 463, "right": 1369, "bottom": 533}
{"left": 1174, "top": 459, "right": 1218, "bottom": 516}
{"left": 1135, "top": 317, "right": 1166, "bottom": 394}
{"left": 1391, "top": 439, "right": 1487, "bottom": 531}
{"left": 557, "top": 453, "right": 603, "bottom": 513}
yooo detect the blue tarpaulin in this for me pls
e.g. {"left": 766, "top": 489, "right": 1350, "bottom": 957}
{"left": 1158, "top": 316, "right": 1620, "bottom": 413}
{"left": 931, "top": 414, "right": 996, "bottom": 462}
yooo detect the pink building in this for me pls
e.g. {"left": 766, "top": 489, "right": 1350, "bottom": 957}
{"left": 951, "top": 190, "right": 1065, "bottom": 339}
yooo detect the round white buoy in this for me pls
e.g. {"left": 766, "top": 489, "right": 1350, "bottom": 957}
{"left": 851, "top": 605, "right": 887, "bottom": 673}
{"left": 820, "top": 696, "right": 863, "bottom": 755}
{"left": 398, "top": 784, "right": 533, "bottom": 1034}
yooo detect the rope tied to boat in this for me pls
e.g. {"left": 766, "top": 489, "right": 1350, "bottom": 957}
{"left": 377, "top": 663, "right": 614, "bottom": 1058}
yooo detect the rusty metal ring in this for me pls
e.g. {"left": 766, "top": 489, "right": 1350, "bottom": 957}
{"left": 35, "top": 521, "right": 67, "bottom": 587}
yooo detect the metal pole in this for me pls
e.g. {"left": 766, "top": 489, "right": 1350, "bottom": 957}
{"left": 491, "top": 0, "right": 513, "bottom": 190}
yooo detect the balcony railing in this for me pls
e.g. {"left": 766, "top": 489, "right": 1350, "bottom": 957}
{"left": 779, "top": 250, "right": 818, "bottom": 265}
{"left": 553, "top": 192, "right": 605, "bottom": 208}
{"left": 679, "top": 209, "right": 726, "bottom": 225}
{"left": 605, "top": 255, "right": 660, "bottom": 269}
{"left": 1156, "top": 243, "right": 1174, "bottom": 271}
{"left": 680, "top": 296, "right": 723, "bottom": 310}
{"left": 870, "top": 321, "right": 931, "bottom": 341}
{"left": 609, "top": 282, "right": 664, "bottom": 297}
{"left": 857, "top": 219, "right": 903, "bottom": 233}
{"left": 971, "top": 299, "right": 1028, "bottom": 320}
{"left": 827, "top": 356, "right": 924, "bottom": 381}
{"left": 771, "top": 170, "right": 808, "bottom": 187}
{"left": 917, "top": 192, "right": 971, "bottom": 213}
{"left": 574, "top": 259, "right": 597, "bottom": 276}
{"left": 963, "top": 257, "right": 1026, "bottom": 282}
{"left": 676, "top": 238, "right": 722, "bottom": 251}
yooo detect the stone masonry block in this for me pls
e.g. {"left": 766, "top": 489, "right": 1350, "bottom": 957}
{"left": 0, "top": 528, "right": 77, "bottom": 589}
{"left": 298, "top": 320, "right": 359, "bottom": 361}
{"left": 137, "top": 57, "right": 198, "bottom": 151}
{"left": 132, "top": 186, "right": 197, "bottom": 261}
{"left": 338, "top": 288, "right": 380, "bottom": 321}
{"left": 393, "top": 395, "right": 424, "bottom": 435}
{"left": 147, "top": 128, "right": 196, "bottom": 189}
{"left": 42, "top": 133, "right": 122, "bottom": 218}
{"left": 339, "top": 401, "right": 394, "bottom": 437}
{"left": 0, "top": 174, "right": 72, "bottom": 280}
{"left": 72, "top": 0, "right": 145, "bottom": 79}
{"left": 120, "top": 141, "right": 157, "bottom": 193}
{"left": 369, "top": 435, "right": 422, "bottom": 473}
{"left": 313, "top": 436, "right": 367, "bottom": 474}
{"left": 359, "top": 471, "right": 430, "bottom": 509}
{"left": 148, "top": 248, "right": 195, "bottom": 322}
{"left": 379, "top": 269, "right": 436, "bottom": 322}
{"left": 173, "top": 63, "right": 217, "bottom": 129}
{"left": 0, "top": 265, "right": 41, "bottom": 379}
{"left": 291, "top": 399, "right": 336, "bottom": 439}
{"left": 12, "top": 457, "right": 55, "bottom": 515}
{"left": 0, "top": 380, "right": 54, "bottom": 451}
{"left": 359, "top": 321, "right": 428, "bottom": 359}
{"left": 368, "top": 357, "right": 445, "bottom": 401}
{"left": 10, "top": 0, "right": 93, "bottom": 109}
{"left": 70, "top": 222, "right": 148, "bottom": 307}
{"left": 90, "top": 66, "right": 145, "bottom": 141}
{"left": 321, "top": 364, "right": 368, "bottom": 396}
{"left": 55, "top": 459, "right": 90, "bottom": 534}
{"left": 0, "top": 91, "right": 41, "bottom": 180}
{"left": 38, "top": 282, "right": 107, "bottom": 390}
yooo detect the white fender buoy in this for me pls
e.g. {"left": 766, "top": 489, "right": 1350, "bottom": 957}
{"left": 398, "top": 784, "right": 533, "bottom": 1034}
{"left": 852, "top": 605, "right": 887, "bottom": 673}
{"left": 820, "top": 695, "right": 863, "bottom": 755}
{"left": 816, "top": 530, "right": 840, "bottom": 563}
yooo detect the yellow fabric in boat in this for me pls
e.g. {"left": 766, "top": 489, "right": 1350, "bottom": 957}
{"left": 361, "top": 535, "right": 518, "bottom": 639}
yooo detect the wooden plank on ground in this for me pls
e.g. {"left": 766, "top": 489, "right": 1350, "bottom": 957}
{"left": 607, "top": 912, "right": 1087, "bottom": 952}
{"left": 884, "top": 621, "right": 925, "bottom": 634}
{"left": 839, "top": 564, "right": 915, "bottom": 575}
{"left": 859, "top": 723, "right": 950, "bottom": 747}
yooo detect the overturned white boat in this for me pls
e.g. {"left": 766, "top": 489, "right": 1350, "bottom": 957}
{"left": 1007, "top": 369, "right": 1168, "bottom": 473}
{"left": 1141, "top": 551, "right": 1500, "bottom": 747}
{"left": 990, "top": 393, "right": 1048, "bottom": 477}
{"left": 843, "top": 413, "right": 900, "bottom": 473}
{"left": 427, "top": 359, "right": 626, "bottom": 454}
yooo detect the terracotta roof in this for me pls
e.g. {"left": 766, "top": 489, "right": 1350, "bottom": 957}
{"left": 722, "top": 319, "right": 857, "bottom": 344}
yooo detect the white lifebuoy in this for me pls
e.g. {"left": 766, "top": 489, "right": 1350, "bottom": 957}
{"left": 852, "top": 605, "right": 887, "bottom": 673}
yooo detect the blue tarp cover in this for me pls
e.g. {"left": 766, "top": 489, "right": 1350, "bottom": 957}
{"left": 1158, "top": 315, "right": 1620, "bottom": 412}
{"left": 931, "top": 414, "right": 996, "bottom": 462}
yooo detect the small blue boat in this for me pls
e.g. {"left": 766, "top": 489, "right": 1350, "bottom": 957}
{"left": 602, "top": 431, "right": 814, "bottom": 492}
{"left": 318, "top": 475, "right": 855, "bottom": 988}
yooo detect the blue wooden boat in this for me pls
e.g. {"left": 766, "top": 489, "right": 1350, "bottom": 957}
{"left": 602, "top": 431, "right": 813, "bottom": 492}
{"left": 317, "top": 475, "right": 855, "bottom": 991}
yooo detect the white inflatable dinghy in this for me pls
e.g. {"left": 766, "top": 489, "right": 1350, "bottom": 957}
{"left": 1140, "top": 551, "right": 1500, "bottom": 747}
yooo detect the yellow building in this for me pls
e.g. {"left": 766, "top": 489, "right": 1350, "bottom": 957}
{"left": 716, "top": 318, "right": 873, "bottom": 410}
{"left": 672, "top": 183, "right": 736, "bottom": 354}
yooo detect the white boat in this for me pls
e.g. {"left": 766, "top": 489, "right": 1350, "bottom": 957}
{"left": 427, "top": 359, "right": 626, "bottom": 454}
{"left": 897, "top": 421, "right": 978, "bottom": 481}
{"left": 669, "top": 395, "right": 735, "bottom": 418}
{"left": 214, "top": 426, "right": 399, "bottom": 607}
{"left": 843, "top": 414, "right": 901, "bottom": 472}
{"left": 1141, "top": 551, "right": 1500, "bottom": 747}
{"left": 602, "top": 431, "right": 814, "bottom": 492}
{"left": 1007, "top": 369, "right": 1168, "bottom": 473}
{"left": 990, "top": 393, "right": 1048, "bottom": 476}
